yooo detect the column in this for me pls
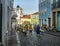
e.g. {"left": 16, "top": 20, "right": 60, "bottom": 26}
{"left": 56, "top": 11, "right": 58, "bottom": 28}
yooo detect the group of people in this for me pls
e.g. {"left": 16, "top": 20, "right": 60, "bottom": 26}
{"left": 16, "top": 24, "right": 41, "bottom": 35}
{"left": 22, "top": 24, "right": 41, "bottom": 35}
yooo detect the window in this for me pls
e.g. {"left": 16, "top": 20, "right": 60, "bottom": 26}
{"left": 53, "top": 0, "right": 56, "bottom": 3}
{"left": 57, "top": 1, "right": 60, "bottom": 8}
{"left": 52, "top": 3, "right": 56, "bottom": 9}
{"left": 51, "top": 0, "right": 53, "bottom": 4}
{"left": 45, "top": 19, "right": 46, "bottom": 24}
{"left": 48, "top": 18, "right": 51, "bottom": 27}
{"left": 42, "top": 19, "right": 43, "bottom": 25}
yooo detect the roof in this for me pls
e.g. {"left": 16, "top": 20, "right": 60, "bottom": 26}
{"left": 21, "top": 15, "right": 30, "bottom": 19}
{"left": 32, "top": 12, "right": 39, "bottom": 15}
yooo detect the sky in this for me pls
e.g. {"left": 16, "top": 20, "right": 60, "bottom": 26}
{"left": 14, "top": 0, "right": 38, "bottom": 14}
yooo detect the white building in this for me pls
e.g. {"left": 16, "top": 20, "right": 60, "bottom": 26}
{"left": 11, "top": 8, "right": 17, "bottom": 30}
{"left": 16, "top": 5, "right": 23, "bottom": 25}
{"left": 0, "top": 0, "right": 14, "bottom": 46}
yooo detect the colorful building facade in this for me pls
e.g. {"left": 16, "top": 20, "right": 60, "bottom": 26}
{"left": 16, "top": 5, "right": 23, "bottom": 25}
{"left": 31, "top": 12, "right": 39, "bottom": 25}
{"left": 52, "top": 0, "right": 60, "bottom": 31}
{"left": 20, "top": 15, "right": 31, "bottom": 24}
{"left": 39, "top": 0, "right": 52, "bottom": 28}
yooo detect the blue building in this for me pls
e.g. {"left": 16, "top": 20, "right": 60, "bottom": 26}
{"left": 39, "top": 0, "right": 52, "bottom": 28}
{"left": 52, "top": 0, "right": 60, "bottom": 31}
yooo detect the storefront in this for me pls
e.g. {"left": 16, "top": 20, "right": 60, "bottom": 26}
{"left": 52, "top": 0, "right": 60, "bottom": 32}
{"left": 52, "top": 11, "right": 60, "bottom": 31}
{"left": 57, "top": 11, "right": 60, "bottom": 31}
{"left": 52, "top": 12, "right": 56, "bottom": 28}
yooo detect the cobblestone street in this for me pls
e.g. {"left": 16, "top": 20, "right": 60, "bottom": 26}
{"left": 20, "top": 31, "right": 60, "bottom": 46}
{"left": 8, "top": 30, "right": 60, "bottom": 46}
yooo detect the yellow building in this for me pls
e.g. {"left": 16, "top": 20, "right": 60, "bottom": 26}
{"left": 20, "top": 15, "right": 32, "bottom": 30}
{"left": 31, "top": 12, "right": 39, "bottom": 25}
{"left": 20, "top": 14, "right": 31, "bottom": 24}
{"left": 19, "top": 12, "right": 39, "bottom": 29}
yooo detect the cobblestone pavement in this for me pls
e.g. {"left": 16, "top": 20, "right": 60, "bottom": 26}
{"left": 46, "top": 31, "right": 60, "bottom": 37}
{"left": 39, "top": 33, "right": 60, "bottom": 46}
{"left": 19, "top": 31, "right": 60, "bottom": 46}
{"left": 8, "top": 30, "right": 18, "bottom": 46}
{"left": 8, "top": 30, "right": 60, "bottom": 46}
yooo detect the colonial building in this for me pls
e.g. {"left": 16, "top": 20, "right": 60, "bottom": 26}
{"left": 52, "top": 0, "right": 60, "bottom": 31}
{"left": 21, "top": 15, "right": 31, "bottom": 24}
{"left": 16, "top": 5, "right": 23, "bottom": 25}
{"left": 39, "top": 0, "right": 52, "bottom": 28}
{"left": 31, "top": 12, "right": 39, "bottom": 25}
{"left": 0, "top": 0, "right": 14, "bottom": 46}
{"left": 11, "top": 8, "right": 17, "bottom": 30}
{"left": 21, "top": 12, "right": 39, "bottom": 25}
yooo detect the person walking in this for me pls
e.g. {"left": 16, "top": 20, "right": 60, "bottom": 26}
{"left": 36, "top": 24, "right": 40, "bottom": 34}
{"left": 29, "top": 25, "right": 32, "bottom": 33}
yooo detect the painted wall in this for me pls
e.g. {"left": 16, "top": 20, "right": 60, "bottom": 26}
{"left": 31, "top": 16, "right": 39, "bottom": 24}
{"left": 31, "top": 13, "right": 39, "bottom": 25}
{"left": 20, "top": 18, "right": 31, "bottom": 24}
{"left": 39, "top": 0, "right": 52, "bottom": 27}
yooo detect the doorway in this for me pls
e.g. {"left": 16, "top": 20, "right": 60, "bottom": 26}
{"left": 48, "top": 18, "right": 51, "bottom": 27}
{"left": 57, "top": 11, "right": 60, "bottom": 31}
{"left": 52, "top": 12, "right": 56, "bottom": 28}
{"left": 0, "top": 3, "right": 2, "bottom": 42}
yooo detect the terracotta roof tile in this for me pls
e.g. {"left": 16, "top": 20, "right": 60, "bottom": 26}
{"left": 21, "top": 15, "right": 31, "bottom": 19}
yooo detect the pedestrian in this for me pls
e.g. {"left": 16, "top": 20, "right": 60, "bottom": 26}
{"left": 44, "top": 25, "right": 46, "bottom": 32}
{"left": 35, "top": 24, "right": 41, "bottom": 43}
{"left": 22, "top": 24, "right": 28, "bottom": 35}
{"left": 29, "top": 25, "right": 32, "bottom": 33}
{"left": 36, "top": 24, "right": 40, "bottom": 34}
{"left": 22, "top": 26, "right": 27, "bottom": 35}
